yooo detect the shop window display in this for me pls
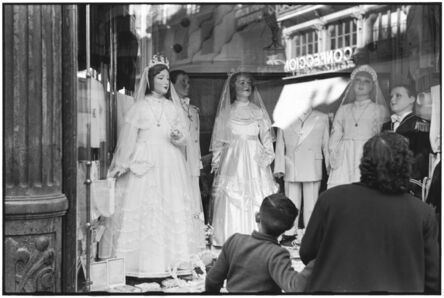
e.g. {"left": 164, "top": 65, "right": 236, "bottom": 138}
{"left": 68, "top": 3, "right": 439, "bottom": 293}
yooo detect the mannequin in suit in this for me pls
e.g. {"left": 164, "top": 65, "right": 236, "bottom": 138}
{"left": 382, "top": 84, "right": 431, "bottom": 198}
{"left": 171, "top": 70, "right": 204, "bottom": 218}
{"left": 274, "top": 107, "right": 330, "bottom": 245}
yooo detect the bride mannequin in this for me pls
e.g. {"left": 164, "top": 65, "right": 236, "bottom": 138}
{"left": 210, "top": 72, "right": 278, "bottom": 246}
{"left": 107, "top": 55, "right": 205, "bottom": 278}
{"left": 327, "top": 65, "right": 389, "bottom": 188}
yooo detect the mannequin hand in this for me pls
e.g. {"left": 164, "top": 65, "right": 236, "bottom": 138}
{"left": 274, "top": 172, "right": 284, "bottom": 179}
{"left": 211, "top": 166, "right": 219, "bottom": 175}
{"left": 108, "top": 167, "right": 124, "bottom": 178}
{"left": 170, "top": 128, "right": 183, "bottom": 141}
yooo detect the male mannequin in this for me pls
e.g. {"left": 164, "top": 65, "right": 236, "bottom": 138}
{"left": 274, "top": 107, "right": 330, "bottom": 245}
{"left": 171, "top": 70, "right": 203, "bottom": 214}
{"left": 382, "top": 84, "right": 431, "bottom": 198}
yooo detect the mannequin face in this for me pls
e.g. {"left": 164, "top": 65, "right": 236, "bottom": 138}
{"left": 173, "top": 73, "right": 190, "bottom": 98}
{"left": 235, "top": 75, "right": 252, "bottom": 100}
{"left": 353, "top": 73, "right": 374, "bottom": 98}
{"left": 153, "top": 69, "right": 170, "bottom": 95}
{"left": 390, "top": 86, "right": 415, "bottom": 115}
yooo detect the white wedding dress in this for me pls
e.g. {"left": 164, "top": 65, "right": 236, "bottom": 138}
{"left": 109, "top": 97, "right": 205, "bottom": 278}
{"left": 211, "top": 101, "right": 278, "bottom": 246}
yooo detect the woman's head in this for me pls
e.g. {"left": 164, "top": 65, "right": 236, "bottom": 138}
{"left": 359, "top": 132, "right": 413, "bottom": 194}
{"left": 229, "top": 72, "right": 254, "bottom": 103}
{"left": 146, "top": 64, "right": 170, "bottom": 97}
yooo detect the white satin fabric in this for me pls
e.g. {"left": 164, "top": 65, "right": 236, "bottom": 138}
{"left": 211, "top": 101, "right": 278, "bottom": 246}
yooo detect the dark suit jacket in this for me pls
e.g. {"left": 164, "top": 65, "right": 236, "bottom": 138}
{"left": 300, "top": 183, "right": 440, "bottom": 293}
{"left": 382, "top": 113, "right": 431, "bottom": 181}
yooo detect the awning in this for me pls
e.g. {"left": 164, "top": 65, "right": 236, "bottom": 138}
{"left": 273, "top": 77, "right": 349, "bottom": 129}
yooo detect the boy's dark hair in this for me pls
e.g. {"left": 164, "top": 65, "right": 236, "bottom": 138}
{"left": 391, "top": 83, "right": 416, "bottom": 98}
{"left": 360, "top": 132, "right": 414, "bottom": 194}
{"left": 259, "top": 193, "right": 298, "bottom": 237}
{"left": 170, "top": 69, "right": 187, "bottom": 84}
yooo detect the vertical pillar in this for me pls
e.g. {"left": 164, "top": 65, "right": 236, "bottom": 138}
{"left": 61, "top": 5, "right": 78, "bottom": 293}
{"left": 4, "top": 4, "right": 69, "bottom": 293}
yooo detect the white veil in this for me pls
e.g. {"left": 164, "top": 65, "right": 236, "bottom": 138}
{"left": 134, "top": 66, "right": 150, "bottom": 102}
{"left": 209, "top": 72, "right": 275, "bottom": 153}
{"left": 337, "top": 64, "right": 390, "bottom": 122}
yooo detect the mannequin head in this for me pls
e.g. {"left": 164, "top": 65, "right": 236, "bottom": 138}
{"left": 146, "top": 64, "right": 170, "bottom": 97}
{"left": 390, "top": 84, "right": 415, "bottom": 116}
{"left": 171, "top": 70, "right": 190, "bottom": 98}
{"left": 229, "top": 72, "right": 254, "bottom": 103}
{"left": 351, "top": 71, "right": 376, "bottom": 102}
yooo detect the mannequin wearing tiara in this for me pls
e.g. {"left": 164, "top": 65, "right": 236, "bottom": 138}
{"left": 210, "top": 72, "right": 278, "bottom": 246}
{"left": 107, "top": 55, "right": 205, "bottom": 278}
{"left": 328, "top": 65, "right": 389, "bottom": 189}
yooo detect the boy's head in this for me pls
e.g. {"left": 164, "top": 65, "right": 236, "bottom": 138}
{"left": 256, "top": 194, "right": 298, "bottom": 237}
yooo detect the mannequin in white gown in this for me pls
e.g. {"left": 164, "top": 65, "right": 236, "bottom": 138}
{"left": 210, "top": 72, "right": 278, "bottom": 246}
{"left": 107, "top": 56, "right": 205, "bottom": 278}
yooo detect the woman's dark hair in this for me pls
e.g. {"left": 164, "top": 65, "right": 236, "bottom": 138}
{"left": 359, "top": 132, "right": 414, "bottom": 194}
{"left": 229, "top": 72, "right": 255, "bottom": 104}
{"left": 146, "top": 64, "right": 170, "bottom": 98}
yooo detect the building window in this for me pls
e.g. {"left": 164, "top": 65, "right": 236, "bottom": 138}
{"left": 373, "top": 8, "right": 408, "bottom": 42}
{"left": 328, "top": 19, "right": 357, "bottom": 49}
{"left": 294, "top": 30, "right": 318, "bottom": 57}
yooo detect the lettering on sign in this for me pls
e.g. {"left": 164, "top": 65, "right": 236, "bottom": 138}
{"left": 235, "top": 5, "right": 265, "bottom": 29}
{"left": 285, "top": 47, "right": 356, "bottom": 76}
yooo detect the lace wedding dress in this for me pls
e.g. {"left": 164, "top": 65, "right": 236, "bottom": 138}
{"left": 109, "top": 96, "right": 205, "bottom": 278}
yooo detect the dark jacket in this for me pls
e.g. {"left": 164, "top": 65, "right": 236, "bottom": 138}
{"left": 205, "top": 231, "right": 312, "bottom": 293}
{"left": 300, "top": 183, "right": 440, "bottom": 293}
{"left": 382, "top": 113, "right": 432, "bottom": 181}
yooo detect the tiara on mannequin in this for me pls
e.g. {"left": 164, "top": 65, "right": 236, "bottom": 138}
{"left": 350, "top": 64, "right": 378, "bottom": 82}
{"left": 148, "top": 54, "right": 170, "bottom": 69}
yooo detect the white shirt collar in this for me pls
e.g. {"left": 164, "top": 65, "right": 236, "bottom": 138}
{"left": 396, "top": 110, "right": 413, "bottom": 123}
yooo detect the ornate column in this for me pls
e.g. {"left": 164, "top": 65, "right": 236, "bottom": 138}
{"left": 4, "top": 5, "right": 69, "bottom": 293}
{"left": 311, "top": 20, "right": 326, "bottom": 52}
{"left": 351, "top": 6, "right": 366, "bottom": 48}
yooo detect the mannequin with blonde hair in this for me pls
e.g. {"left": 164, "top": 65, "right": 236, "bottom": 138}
{"left": 328, "top": 65, "right": 389, "bottom": 188}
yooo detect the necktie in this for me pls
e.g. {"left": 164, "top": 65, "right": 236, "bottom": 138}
{"left": 391, "top": 114, "right": 402, "bottom": 123}
{"left": 391, "top": 114, "right": 402, "bottom": 131}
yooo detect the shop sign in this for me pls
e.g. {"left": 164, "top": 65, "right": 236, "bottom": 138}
{"left": 284, "top": 46, "right": 356, "bottom": 76}
{"left": 235, "top": 5, "right": 265, "bottom": 29}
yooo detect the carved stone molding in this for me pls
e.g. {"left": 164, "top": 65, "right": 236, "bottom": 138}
{"left": 5, "top": 226, "right": 61, "bottom": 293}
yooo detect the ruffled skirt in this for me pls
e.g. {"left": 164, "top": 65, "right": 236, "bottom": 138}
{"left": 111, "top": 141, "right": 205, "bottom": 277}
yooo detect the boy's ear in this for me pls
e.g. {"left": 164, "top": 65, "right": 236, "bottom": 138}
{"left": 255, "top": 212, "right": 260, "bottom": 223}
